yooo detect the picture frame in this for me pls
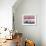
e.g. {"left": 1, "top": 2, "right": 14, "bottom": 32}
{"left": 22, "top": 15, "right": 36, "bottom": 25}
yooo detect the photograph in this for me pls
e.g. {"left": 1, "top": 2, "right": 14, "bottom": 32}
{"left": 22, "top": 15, "right": 36, "bottom": 25}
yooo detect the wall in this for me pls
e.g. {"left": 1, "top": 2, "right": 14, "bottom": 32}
{"left": 41, "top": 0, "right": 46, "bottom": 46}
{"left": 13, "top": 0, "right": 41, "bottom": 46}
{"left": 0, "top": 0, "right": 16, "bottom": 30}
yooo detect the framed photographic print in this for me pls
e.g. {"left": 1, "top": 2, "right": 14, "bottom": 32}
{"left": 22, "top": 15, "right": 36, "bottom": 25}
